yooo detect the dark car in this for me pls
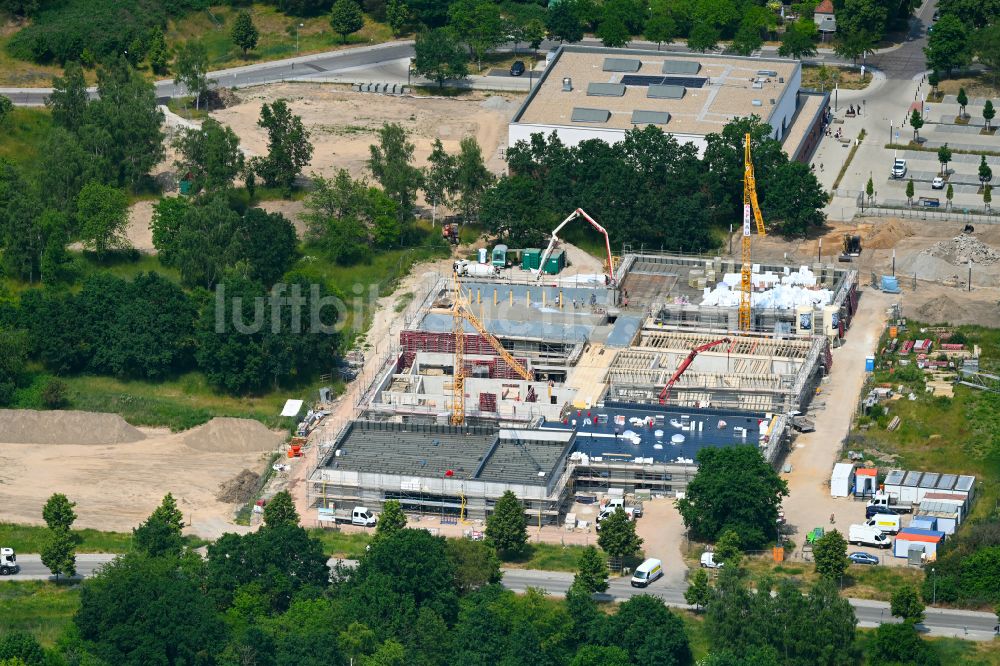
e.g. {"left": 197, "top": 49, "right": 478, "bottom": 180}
{"left": 866, "top": 505, "right": 900, "bottom": 519}
{"left": 932, "top": 10, "right": 939, "bottom": 20}
{"left": 510, "top": 60, "right": 526, "bottom": 77}
{"left": 848, "top": 552, "right": 880, "bottom": 566}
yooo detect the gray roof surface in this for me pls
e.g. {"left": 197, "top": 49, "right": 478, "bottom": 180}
{"left": 647, "top": 84, "right": 686, "bottom": 99}
{"left": 604, "top": 57, "right": 642, "bottom": 72}
{"left": 587, "top": 82, "right": 626, "bottom": 97}
{"left": 606, "top": 315, "right": 643, "bottom": 348}
{"left": 631, "top": 110, "right": 671, "bottom": 125}
{"left": 662, "top": 60, "right": 701, "bottom": 74}
{"left": 572, "top": 107, "right": 612, "bottom": 122}
{"left": 420, "top": 313, "right": 592, "bottom": 342}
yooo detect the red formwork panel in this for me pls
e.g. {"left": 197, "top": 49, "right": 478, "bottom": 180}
{"left": 479, "top": 392, "right": 497, "bottom": 412}
{"left": 399, "top": 330, "right": 530, "bottom": 380}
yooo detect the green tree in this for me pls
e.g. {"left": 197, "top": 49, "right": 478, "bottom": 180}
{"left": 597, "top": 508, "right": 643, "bottom": 562}
{"left": 173, "top": 118, "right": 244, "bottom": 193}
{"left": 986, "top": 184, "right": 993, "bottom": 210}
{"left": 264, "top": 490, "right": 300, "bottom": 528}
{"left": 485, "top": 490, "right": 528, "bottom": 555}
{"left": 42, "top": 493, "right": 77, "bottom": 531}
{"left": 765, "top": 160, "right": 826, "bottom": 235}
{"left": 978, "top": 156, "right": 993, "bottom": 185}
{"left": 957, "top": 88, "right": 969, "bottom": 118}
{"left": 76, "top": 181, "right": 129, "bottom": 256}
{"left": 413, "top": 27, "right": 468, "bottom": 88}
{"left": 453, "top": 136, "right": 493, "bottom": 222}
{"left": 445, "top": 538, "right": 502, "bottom": 594}
{"left": 376, "top": 499, "right": 407, "bottom": 536}
{"left": 833, "top": 29, "right": 874, "bottom": 64}
{"left": 41, "top": 378, "right": 70, "bottom": 408}
{"left": 0, "top": 631, "right": 45, "bottom": 665}
{"left": 644, "top": 4, "right": 676, "bottom": 50}
{"left": 0, "top": 329, "right": 27, "bottom": 405}
{"left": 570, "top": 645, "right": 630, "bottom": 666}
{"left": 603, "top": 595, "right": 691, "bottom": 666}
{"left": 597, "top": 14, "right": 630, "bottom": 47}
{"left": 925, "top": 14, "right": 971, "bottom": 75}
{"left": 713, "top": 529, "right": 742, "bottom": 567}
{"left": 813, "top": 529, "right": 849, "bottom": 580}
{"left": 839, "top": 0, "right": 888, "bottom": 43}
{"left": 910, "top": 108, "right": 924, "bottom": 141}
{"left": 676, "top": 446, "right": 789, "bottom": 548}
{"left": 423, "top": 138, "right": 457, "bottom": 223}
{"left": 778, "top": 20, "right": 818, "bottom": 58}
{"left": 133, "top": 493, "right": 185, "bottom": 557}
{"left": 546, "top": 0, "right": 584, "bottom": 42}
{"left": 523, "top": 17, "right": 547, "bottom": 51}
{"left": 938, "top": 143, "right": 951, "bottom": 176}
{"left": 891, "top": 585, "right": 926, "bottom": 624}
{"left": 687, "top": 23, "right": 720, "bottom": 52}
{"left": 685, "top": 568, "right": 711, "bottom": 610}
{"left": 866, "top": 622, "right": 940, "bottom": 666}
{"left": 148, "top": 30, "right": 170, "bottom": 75}
{"left": 369, "top": 122, "right": 422, "bottom": 221}
{"left": 928, "top": 69, "right": 940, "bottom": 95}
{"left": 0, "top": 96, "right": 11, "bottom": 125}
{"left": 231, "top": 10, "right": 260, "bottom": 56}
{"left": 255, "top": 99, "right": 314, "bottom": 194}
{"left": 40, "top": 527, "right": 77, "bottom": 580}
{"left": 906, "top": 177, "right": 915, "bottom": 205}
{"left": 330, "top": 0, "right": 365, "bottom": 43}
{"left": 76, "top": 553, "right": 224, "bottom": 664}
{"left": 47, "top": 61, "right": 88, "bottom": 132}
{"left": 866, "top": 175, "right": 875, "bottom": 204}
{"left": 731, "top": 19, "right": 764, "bottom": 56}
{"left": 574, "top": 545, "right": 609, "bottom": 594}
{"left": 946, "top": 182, "right": 954, "bottom": 209}
{"left": 232, "top": 207, "right": 299, "bottom": 286}
{"left": 984, "top": 99, "right": 995, "bottom": 130}
{"left": 173, "top": 41, "right": 212, "bottom": 110}
{"left": 386, "top": 0, "right": 409, "bottom": 36}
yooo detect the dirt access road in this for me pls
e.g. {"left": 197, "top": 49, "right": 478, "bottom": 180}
{"left": 781, "top": 289, "right": 896, "bottom": 561}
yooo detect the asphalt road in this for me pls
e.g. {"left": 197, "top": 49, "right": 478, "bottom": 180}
{"left": 5, "top": 553, "right": 996, "bottom": 640}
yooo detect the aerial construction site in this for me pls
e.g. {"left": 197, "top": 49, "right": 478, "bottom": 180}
{"left": 307, "top": 150, "right": 861, "bottom": 525}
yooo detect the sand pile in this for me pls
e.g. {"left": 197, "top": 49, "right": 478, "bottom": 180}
{"left": 0, "top": 409, "right": 146, "bottom": 445}
{"left": 926, "top": 236, "right": 1000, "bottom": 265}
{"left": 183, "top": 417, "right": 284, "bottom": 454}
{"left": 216, "top": 469, "right": 261, "bottom": 503}
{"left": 864, "top": 219, "right": 913, "bottom": 250}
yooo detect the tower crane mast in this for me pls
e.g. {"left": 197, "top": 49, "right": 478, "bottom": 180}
{"left": 739, "top": 133, "right": 767, "bottom": 332}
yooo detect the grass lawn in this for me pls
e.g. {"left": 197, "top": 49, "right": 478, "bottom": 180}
{"left": 0, "top": 522, "right": 133, "bottom": 553}
{"left": 677, "top": 610, "right": 711, "bottom": 661}
{"left": 308, "top": 528, "right": 373, "bottom": 559}
{"left": 739, "top": 555, "right": 924, "bottom": 601}
{"left": 0, "top": 32, "right": 73, "bottom": 87}
{"left": 801, "top": 64, "right": 871, "bottom": 91}
{"left": 0, "top": 107, "right": 53, "bottom": 171}
{"left": 935, "top": 73, "right": 1000, "bottom": 100}
{"left": 165, "top": 4, "right": 394, "bottom": 72}
{"left": 0, "top": 581, "right": 81, "bottom": 647}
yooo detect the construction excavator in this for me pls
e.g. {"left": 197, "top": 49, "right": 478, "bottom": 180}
{"left": 658, "top": 338, "right": 731, "bottom": 405}
{"left": 451, "top": 273, "right": 533, "bottom": 425}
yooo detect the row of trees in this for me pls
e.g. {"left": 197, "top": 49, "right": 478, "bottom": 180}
{"left": 925, "top": 0, "right": 1000, "bottom": 78}
{"left": 480, "top": 117, "right": 826, "bottom": 253}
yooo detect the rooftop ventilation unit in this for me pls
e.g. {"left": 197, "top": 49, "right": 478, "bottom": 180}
{"left": 752, "top": 99, "right": 763, "bottom": 106}
{"left": 571, "top": 107, "right": 611, "bottom": 123}
{"left": 587, "top": 82, "right": 626, "bottom": 97}
{"left": 757, "top": 69, "right": 778, "bottom": 77}
{"left": 631, "top": 110, "right": 671, "bottom": 125}
{"left": 647, "top": 84, "right": 685, "bottom": 99}
{"left": 562, "top": 77, "right": 573, "bottom": 92}
{"left": 604, "top": 58, "right": 642, "bottom": 73}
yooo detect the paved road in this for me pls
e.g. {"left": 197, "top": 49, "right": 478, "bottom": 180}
{"left": 5, "top": 553, "right": 996, "bottom": 640}
{"left": 868, "top": 0, "right": 934, "bottom": 79}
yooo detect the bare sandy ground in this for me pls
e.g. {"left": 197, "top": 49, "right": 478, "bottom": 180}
{"left": 0, "top": 414, "right": 284, "bottom": 536}
{"left": 211, "top": 84, "right": 515, "bottom": 181}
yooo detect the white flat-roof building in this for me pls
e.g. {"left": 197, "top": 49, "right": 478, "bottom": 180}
{"left": 509, "top": 45, "right": 804, "bottom": 156}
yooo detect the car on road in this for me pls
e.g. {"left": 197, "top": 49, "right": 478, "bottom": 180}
{"left": 933, "top": 10, "right": 939, "bottom": 20}
{"left": 932, "top": 176, "right": 945, "bottom": 189}
{"left": 510, "top": 60, "right": 526, "bottom": 77}
{"left": 892, "top": 158, "right": 907, "bottom": 178}
{"left": 700, "top": 552, "right": 724, "bottom": 568}
{"left": 848, "top": 552, "right": 880, "bottom": 565}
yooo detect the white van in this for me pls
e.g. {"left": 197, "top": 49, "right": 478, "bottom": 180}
{"left": 848, "top": 524, "right": 891, "bottom": 548}
{"left": 866, "top": 513, "right": 901, "bottom": 534}
{"left": 630, "top": 558, "right": 663, "bottom": 587}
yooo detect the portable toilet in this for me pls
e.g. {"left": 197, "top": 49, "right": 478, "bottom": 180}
{"left": 478, "top": 247, "right": 488, "bottom": 264}
{"left": 830, "top": 463, "right": 855, "bottom": 498}
{"left": 492, "top": 244, "right": 508, "bottom": 268}
{"left": 544, "top": 249, "right": 566, "bottom": 275}
{"left": 865, "top": 355, "right": 875, "bottom": 372}
{"left": 522, "top": 248, "right": 541, "bottom": 271}
{"left": 854, "top": 467, "right": 878, "bottom": 497}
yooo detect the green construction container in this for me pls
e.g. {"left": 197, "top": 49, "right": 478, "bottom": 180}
{"left": 543, "top": 249, "right": 565, "bottom": 275}
{"left": 521, "top": 248, "right": 541, "bottom": 270}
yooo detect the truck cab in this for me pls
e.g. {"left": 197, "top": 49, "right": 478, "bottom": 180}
{"left": 867, "top": 491, "right": 912, "bottom": 514}
{"left": 0, "top": 547, "right": 18, "bottom": 575}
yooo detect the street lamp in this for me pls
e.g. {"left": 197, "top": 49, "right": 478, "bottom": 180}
{"left": 297, "top": 23, "right": 304, "bottom": 54}
{"left": 932, "top": 567, "right": 936, "bottom": 604}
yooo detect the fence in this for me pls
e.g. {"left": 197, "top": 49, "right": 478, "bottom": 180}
{"left": 858, "top": 202, "right": 1000, "bottom": 223}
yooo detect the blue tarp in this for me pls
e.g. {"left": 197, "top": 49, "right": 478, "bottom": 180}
{"left": 881, "top": 275, "right": 900, "bottom": 293}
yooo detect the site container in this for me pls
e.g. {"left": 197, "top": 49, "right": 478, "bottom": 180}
{"left": 522, "top": 249, "right": 541, "bottom": 270}
{"left": 544, "top": 249, "right": 566, "bottom": 275}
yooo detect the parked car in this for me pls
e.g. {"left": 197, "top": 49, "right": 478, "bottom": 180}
{"left": 892, "top": 158, "right": 907, "bottom": 178}
{"left": 932, "top": 10, "right": 939, "bottom": 20}
{"left": 849, "top": 524, "right": 891, "bottom": 548}
{"left": 848, "top": 552, "right": 880, "bottom": 565}
{"left": 932, "top": 176, "right": 945, "bottom": 189}
{"left": 700, "top": 552, "right": 724, "bottom": 568}
{"left": 509, "top": 60, "right": 526, "bottom": 77}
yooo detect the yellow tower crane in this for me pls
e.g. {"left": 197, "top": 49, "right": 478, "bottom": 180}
{"left": 450, "top": 274, "right": 534, "bottom": 425}
{"left": 739, "top": 133, "right": 767, "bottom": 332}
